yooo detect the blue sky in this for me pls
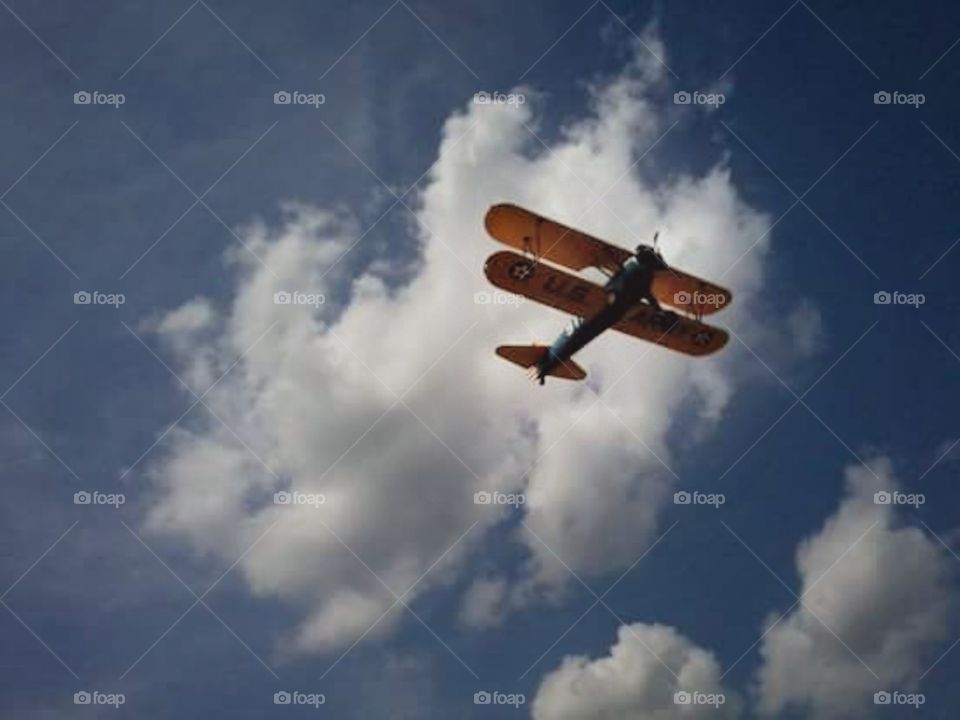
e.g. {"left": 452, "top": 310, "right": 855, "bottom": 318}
{"left": 1, "top": 1, "right": 959, "bottom": 718}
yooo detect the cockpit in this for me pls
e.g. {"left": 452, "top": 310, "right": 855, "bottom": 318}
{"left": 634, "top": 243, "right": 664, "bottom": 265}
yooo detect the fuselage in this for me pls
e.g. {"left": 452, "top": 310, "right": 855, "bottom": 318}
{"left": 536, "top": 248, "right": 666, "bottom": 383}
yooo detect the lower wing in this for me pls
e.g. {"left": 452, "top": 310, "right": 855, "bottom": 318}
{"left": 651, "top": 268, "right": 733, "bottom": 316}
{"left": 614, "top": 304, "right": 728, "bottom": 356}
{"left": 483, "top": 250, "right": 607, "bottom": 317}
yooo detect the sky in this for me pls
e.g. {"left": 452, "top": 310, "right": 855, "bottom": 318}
{"left": 1, "top": 1, "right": 959, "bottom": 718}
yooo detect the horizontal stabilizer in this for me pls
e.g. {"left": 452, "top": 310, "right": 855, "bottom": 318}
{"left": 495, "top": 345, "right": 587, "bottom": 381}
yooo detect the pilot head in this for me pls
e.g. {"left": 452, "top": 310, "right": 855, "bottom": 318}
{"left": 634, "top": 244, "right": 664, "bottom": 266}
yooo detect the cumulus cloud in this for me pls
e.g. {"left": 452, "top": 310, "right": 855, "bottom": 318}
{"left": 153, "top": 296, "right": 216, "bottom": 336}
{"left": 142, "top": 35, "right": 780, "bottom": 655}
{"left": 532, "top": 623, "right": 740, "bottom": 720}
{"left": 458, "top": 575, "right": 509, "bottom": 629}
{"left": 754, "top": 458, "right": 956, "bottom": 718}
{"left": 785, "top": 298, "right": 823, "bottom": 357}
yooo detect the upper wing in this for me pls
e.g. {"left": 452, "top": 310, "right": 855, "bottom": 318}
{"left": 485, "top": 203, "right": 632, "bottom": 274}
{"left": 650, "top": 268, "right": 732, "bottom": 316}
{"left": 613, "top": 304, "right": 728, "bottom": 356}
{"left": 484, "top": 250, "right": 606, "bottom": 318}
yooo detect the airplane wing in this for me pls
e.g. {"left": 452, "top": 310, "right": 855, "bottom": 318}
{"left": 484, "top": 250, "right": 606, "bottom": 318}
{"left": 614, "top": 305, "right": 728, "bottom": 356}
{"left": 485, "top": 251, "right": 728, "bottom": 357}
{"left": 650, "top": 268, "right": 732, "bottom": 316}
{"left": 485, "top": 203, "right": 632, "bottom": 274}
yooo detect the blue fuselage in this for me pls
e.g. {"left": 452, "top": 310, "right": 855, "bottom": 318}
{"left": 537, "top": 253, "right": 660, "bottom": 382}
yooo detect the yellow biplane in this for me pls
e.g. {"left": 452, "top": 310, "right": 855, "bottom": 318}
{"left": 483, "top": 203, "right": 732, "bottom": 385}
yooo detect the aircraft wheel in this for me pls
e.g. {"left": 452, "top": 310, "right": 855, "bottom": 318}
{"left": 606, "top": 291, "right": 617, "bottom": 305}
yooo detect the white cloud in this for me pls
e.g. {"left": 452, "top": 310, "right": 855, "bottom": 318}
{"left": 153, "top": 296, "right": 216, "bottom": 336}
{"left": 754, "top": 458, "right": 956, "bottom": 718}
{"left": 142, "top": 35, "right": 782, "bottom": 655}
{"left": 785, "top": 298, "right": 823, "bottom": 357}
{"left": 532, "top": 623, "right": 740, "bottom": 720}
{"left": 458, "top": 575, "right": 509, "bottom": 629}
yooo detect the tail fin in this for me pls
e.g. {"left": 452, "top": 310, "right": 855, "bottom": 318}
{"left": 495, "top": 345, "right": 587, "bottom": 381}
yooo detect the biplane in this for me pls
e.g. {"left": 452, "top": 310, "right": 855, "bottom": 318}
{"left": 483, "top": 203, "right": 732, "bottom": 385}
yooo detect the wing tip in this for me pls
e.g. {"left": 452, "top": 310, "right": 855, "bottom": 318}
{"left": 484, "top": 202, "right": 518, "bottom": 234}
